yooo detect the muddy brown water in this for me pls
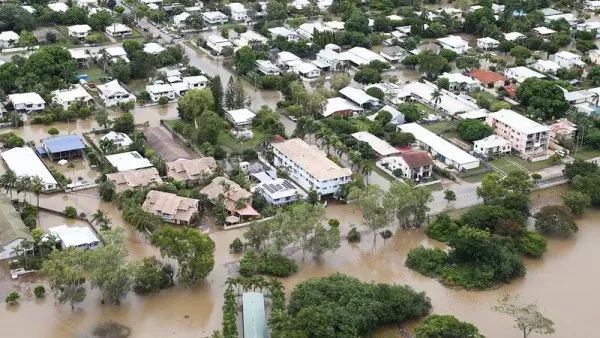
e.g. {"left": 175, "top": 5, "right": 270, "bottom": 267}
{"left": 0, "top": 185, "right": 598, "bottom": 337}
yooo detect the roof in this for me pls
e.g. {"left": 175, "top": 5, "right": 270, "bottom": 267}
{"left": 555, "top": 51, "right": 582, "bottom": 60}
{"left": 68, "top": 24, "right": 91, "bottom": 33}
{"left": 256, "top": 178, "right": 306, "bottom": 200}
{"left": 294, "top": 61, "right": 319, "bottom": 74}
{"left": 563, "top": 89, "right": 594, "bottom": 102}
{"left": 69, "top": 49, "right": 89, "bottom": 59}
{"left": 534, "top": 59, "right": 562, "bottom": 71}
{"left": 52, "top": 84, "right": 93, "bottom": 104}
{"left": 142, "top": 190, "right": 199, "bottom": 223}
{"left": 0, "top": 31, "right": 19, "bottom": 42}
{"left": 105, "top": 151, "right": 153, "bottom": 172}
{"left": 351, "top": 131, "right": 400, "bottom": 157}
{"left": 173, "top": 12, "right": 190, "bottom": 22}
{"left": 106, "top": 167, "right": 163, "bottom": 190}
{"left": 440, "top": 72, "right": 477, "bottom": 85}
{"left": 106, "top": 23, "right": 132, "bottom": 33}
{"left": 368, "top": 105, "right": 405, "bottom": 122}
{"left": 200, "top": 177, "right": 253, "bottom": 212}
{"left": 340, "top": 47, "right": 388, "bottom": 65}
{"left": 239, "top": 30, "right": 268, "bottom": 43}
{"left": 398, "top": 151, "right": 434, "bottom": 168}
{"left": 271, "top": 138, "right": 352, "bottom": 181}
{"left": 202, "top": 11, "right": 228, "bottom": 19}
{"left": 97, "top": 80, "right": 131, "bottom": 97}
{"left": 399, "top": 123, "right": 480, "bottom": 166}
{"left": 146, "top": 83, "right": 174, "bottom": 94}
{"left": 380, "top": 46, "right": 407, "bottom": 57}
{"left": 437, "top": 35, "right": 469, "bottom": 47}
{"left": 104, "top": 46, "right": 127, "bottom": 57}
{"left": 42, "top": 135, "right": 86, "bottom": 153}
{"left": 504, "top": 32, "right": 525, "bottom": 41}
{"left": 101, "top": 131, "right": 133, "bottom": 147}
{"left": 470, "top": 69, "right": 508, "bottom": 83}
{"left": 166, "top": 157, "right": 217, "bottom": 181}
{"left": 540, "top": 7, "right": 562, "bottom": 16}
{"left": 402, "top": 81, "right": 479, "bottom": 115}
{"left": 533, "top": 26, "right": 556, "bottom": 35}
{"left": 227, "top": 108, "right": 256, "bottom": 124}
{"left": 49, "top": 225, "right": 99, "bottom": 248}
{"left": 0, "top": 194, "right": 32, "bottom": 251}
{"left": 277, "top": 51, "right": 300, "bottom": 62}
{"left": 48, "top": 3, "right": 69, "bottom": 12}
{"left": 477, "top": 37, "right": 500, "bottom": 44}
{"left": 1, "top": 147, "right": 58, "bottom": 186}
{"left": 549, "top": 118, "right": 577, "bottom": 134}
{"left": 144, "top": 127, "right": 191, "bottom": 162}
{"left": 323, "top": 97, "right": 363, "bottom": 117}
{"left": 505, "top": 67, "right": 546, "bottom": 81}
{"left": 144, "top": 42, "right": 166, "bottom": 54}
{"left": 487, "top": 109, "right": 550, "bottom": 134}
{"left": 458, "top": 109, "right": 489, "bottom": 120}
{"left": 8, "top": 93, "right": 45, "bottom": 105}
{"left": 339, "top": 86, "right": 380, "bottom": 105}
{"left": 324, "top": 21, "right": 345, "bottom": 30}
{"left": 474, "top": 135, "right": 511, "bottom": 148}
{"left": 243, "top": 292, "right": 267, "bottom": 338}
{"left": 269, "top": 27, "right": 297, "bottom": 37}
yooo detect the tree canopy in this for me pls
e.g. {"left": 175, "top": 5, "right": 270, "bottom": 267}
{"left": 415, "top": 314, "right": 484, "bottom": 338}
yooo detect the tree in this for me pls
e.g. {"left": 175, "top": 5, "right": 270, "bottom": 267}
{"left": 41, "top": 248, "right": 87, "bottom": 310}
{"left": 110, "top": 59, "right": 131, "bottom": 83}
{"left": 563, "top": 158, "right": 598, "bottom": 182}
{"left": 133, "top": 256, "right": 173, "bottom": 294}
{"left": 477, "top": 171, "right": 532, "bottom": 215}
{"left": 534, "top": 205, "right": 578, "bottom": 236}
{"left": 516, "top": 78, "right": 568, "bottom": 120}
{"left": 587, "top": 66, "right": 600, "bottom": 86}
{"left": 431, "top": 89, "right": 442, "bottom": 114}
{"left": 384, "top": 181, "right": 433, "bottom": 228}
{"left": 177, "top": 89, "right": 214, "bottom": 122}
{"left": 95, "top": 109, "right": 112, "bottom": 129}
{"left": 0, "top": 5, "right": 37, "bottom": 32}
{"left": 89, "top": 11, "right": 114, "bottom": 31}
{"left": 48, "top": 127, "right": 59, "bottom": 136}
{"left": 196, "top": 110, "right": 225, "bottom": 145}
{"left": 64, "top": 206, "right": 77, "bottom": 218}
{"left": 99, "top": 180, "right": 116, "bottom": 202}
{"left": 185, "top": 13, "right": 204, "bottom": 30}
{"left": 456, "top": 56, "right": 481, "bottom": 71}
{"left": 113, "top": 113, "right": 135, "bottom": 134}
{"left": 418, "top": 51, "right": 451, "bottom": 79}
{"left": 444, "top": 189, "right": 456, "bottom": 205}
{"left": 5, "top": 292, "right": 20, "bottom": 305}
{"left": 494, "top": 295, "right": 555, "bottom": 338}
{"left": 344, "top": 8, "right": 370, "bottom": 34}
{"left": 510, "top": 46, "right": 533, "bottom": 59}
{"left": 266, "top": 1, "right": 287, "bottom": 21}
{"left": 210, "top": 76, "right": 224, "bottom": 115}
{"left": 399, "top": 103, "right": 421, "bottom": 122}
{"left": 99, "top": 138, "right": 117, "bottom": 154}
{"left": 439, "top": 49, "right": 458, "bottom": 62}
{"left": 562, "top": 191, "right": 591, "bottom": 217}
{"left": 18, "top": 30, "right": 38, "bottom": 48}
{"left": 234, "top": 46, "right": 256, "bottom": 75}
{"left": 348, "top": 185, "right": 390, "bottom": 245}
{"left": 229, "top": 238, "right": 244, "bottom": 253}
{"left": 152, "top": 226, "right": 215, "bottom": 287}
{"left": 330, "top": 73, "right": 351, "bottom": 91}
{"left": 437, "top": 77, "right": 450, "bottom": 90}
{"left": 234, "top": 78, "right": 247, "bottom": 109}
{"left": 34, "top": 285, "right": 46, "bottom": 298}
{"left": 458, "top": 119, "right": 494, "bottom": 141}
{"left": 354, "top": 67, "right": 381, "bottom": 84}
{"left": 415, "top": 315, "right": 484, "bottom": 338}
{"left": 307, "top": 189, "right": 319, "bottom": 204}
{"left": 365, "top": 87, "right": 385, "bottom": 101}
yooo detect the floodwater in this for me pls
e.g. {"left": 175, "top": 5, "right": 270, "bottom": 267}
{"left": 1, "top": 184, "right": 599, "bottom": 337}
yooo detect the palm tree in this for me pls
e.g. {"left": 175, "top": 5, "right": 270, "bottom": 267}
{"left": 431, "top": 89, "right": 442, "bottom": 114}
{"left": 1, "top": 170, "right": 17, "bottom": 200}
{"left": 361, "top": 160, "right": 374, "bottom": 184}
{"left": 15, "top": 177, "right": 30, "bottom": 203}
{"left": 29, "top": 176, "right": 43, "bottom": 224}
{"left": 99, "top": 138, "right": 117, "bottom": 154}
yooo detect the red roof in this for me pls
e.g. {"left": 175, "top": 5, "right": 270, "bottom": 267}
{"left": 470, "top": 69, "right": 508, "bottom": 84}
{"left": 504, "top": 84, "right": 517, "bottom": 98}
{"left": 395, "top": 145, "right": 413, "bottom": 153}
{"left": 399, "top": 151, "right": 434, "bottom": 169}
{"left": 274, "top": 134, "right": 285, "bottom": 143}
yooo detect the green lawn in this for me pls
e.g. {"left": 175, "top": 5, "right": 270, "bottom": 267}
{"left": 488, "top": 157, "right": 526, "bottom": 174}
{"left": 127, "top": 79, "right": 148, "bottom": 94}
{"left": 572, "top": 148, "right": 600, "bottom": 160}
{"left": 414, "top": 102, "right": 434, "bottom": 115}
{"left": 77, "top": 66, "right": 106, "bottom": 82}
{"left": 507, "top": 156, "right": 562, "bottom": 172}
{"left": 421, "top": 182, "right": 444, "bottom": 191}
{"left": 423, "top": 120, "right": 458, "bottom": 134}
{"left": 217, "top": 129, "right": 265, "bottom": 152}
{"left": 461, "top": 172, "right": 491, "bottom": 183}
{"left": 353, "top": 119, "right": 371, "bottom": 131}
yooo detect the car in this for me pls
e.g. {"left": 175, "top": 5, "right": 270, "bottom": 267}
{"left": 289, "top": 116, "right": 297, "bottom": 121}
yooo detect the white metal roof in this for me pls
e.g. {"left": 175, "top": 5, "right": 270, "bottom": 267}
{"left": 488, "top": 109, "right": 550, "bottom": 134}
{"left": 294, "top": 61, "right": 319, "bottom": 74}
{"left": 477, "top": 37, "right": 500, "bottom": 44}
{"left": 474, "top": 135, "right": 511, "bottom": 148}
{"left": 48, "top": 3, "right": 68, "bottom": 12}
{"left": 0, "top": 31, "right": 19, "bottom": 42}
{"left": 440, "top": 72, "right": 477, "bottom": 85}
{"left": 104, "top": 46, "right": 127, "bottom": 57}
{"left": 339, "top": 86, "right": 379, "bottom": 105}
{"left": 97, "top": 80, "right": 131, "bottom": 97}
{"left": 278, "top": 51, "right": 300, "bottom": 62}
{"left": 144, "top": 42, "right": 166, "bottom": 54}
{"left": 173, "top": 12, "right": 190, "bottom": 23}
{"left": 49, "top": 225, "right": 99, "bottom": 248}
{"left": 227, "top": 108, "right": 256, "bottom": 124}
{"left": 269, "top": 27, "right": 298, "bottom": 37}
{"left": 555, "top": 51, "right": 582, "bottom": 60}
{"left": 1, "top": 147, "right": 58, "bottom": 186}
{"left": 106, "top": 151, "right": 153, "bottom": 172}
{"left": 8, "top": 93, "right": 45, "bottom": 105}
{"left": 255, "top": 178, "right": 307, "bottom": 200}
{"left": 505, "top": 67, "right": 546, "bottom": 81}
{"left": 183, "top": 75, "right": 208, "bottom": 85}
{"left": 101, "top": 131, "right": 133, "bottom": 147}
{"left": 503, "top": 32, "right": 525, "bottom": 41}
{"left": 146, "top": 83, "right": 174, "bottom": 94}
{"left": 458, "top": 109, "right": 489, "bottom": 120}
{"left": 351, "top": 131, "right": 400, "bottom": 157}
{"left": 69, "top": 49, "right": 89, "bottom": 59}
{"left": 437, "top": 35, "right": 469, "bottom": 47}
{"left": 534, "top": 59, "right": 562, "bottom": 71}
{"left": 52, "top": 84, "right": 93, "bottom": 104}
{"left": 533, "top": 26, "right": 556, "bottom": 35}
{"left": 340, "top": 47, "right": 388, "bottom": 65}
{"left": 68, "top": 25, "right": 91, "bottom": 33}
{"left": 106, "top": 23, "right": 132, "bottom": 33}
{"left": 322, "top": 97, "right": 363, "bottom": 117}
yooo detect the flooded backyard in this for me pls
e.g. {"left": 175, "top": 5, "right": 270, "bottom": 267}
{"left": 1, "top": 185, "right": 599, "bottom": 337}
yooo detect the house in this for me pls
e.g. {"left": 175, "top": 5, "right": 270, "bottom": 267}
{"left": 380, "top": 46, "right": 407, "bottom": 62}
{"left": 271, "top": 138, "right": 352, "bottom": 196}
{"left": 545, "top": 13, "right": 579, "bottom": 26}
{"left": 276, "top": 51, "right": 301, "bottom": 68}
{"left": 101, "top": 46, "right": 130, "bottom": 63}
{"left": 200, "top": 177, "right": 258, "bottom": 224}
{"left": 173, "top": 12, "right": 190, "bottom": 28}
{"left": 339, "top": 86, "right": 380, "bottom": 109}
{"left": 143, "top": 42, "right": 166, "bottom": 55}
{"left": 365, "top": 83, "right": 411, "bottom": 105}
{"left": 436, "top": 35, "right": 470, "bottom": 54}
{"left": 504, "top": 66, "right": 546, "bottom": 83}
{"left": 340, "top": 47, "right": 388, "bottom": 67}
{"left": 243, "top": 293, "right": 267, "bottom": 338}
{"left": 101, "top": 131, "right": 133, "bottom": 148}
{"left": 47, "top": 3, "right": 69, "bottom": 12}
{"left": 533, "top": 26, "right": 556, "bottom": 38}
{"left": 322, "top": 97, "right": 364, "bottom": 117}
{"left": 105, "top": 151, "right": 153, "bottom": 171}
{"left": 0, "top": 31, "right": 19, "bottom": 49}
{"left": 457, "top": 109, "right": 489, "bottom": 121}
{"left": 549, "top": 118, "right": 577, "bottom": 142}
{"left": 562, "top": 89, "right": 595, "bottom": 105}
{"left": 532, "top": 59, "right": 562, "bottom": 75}
{"left": 268, "top": 27, "right": 299, "bottom": 42}
{"left": 69, "top": 49, "right": 91, "bottom": 67}
{"left": 96, "top": 80, "right": 136, "bottom": 107}
{"left": 585, "top": 0, "right": 600, "bottom": 10}
{"left": 171, "top": 82, "right": 189, "bottom": 97}
{"left": 473, "top": 135, "right": 512, "bottom": 158}
{"left": 324, "top": 21, "right": 345, "bottom": 30}
{"left": 351, "top": 131, "right": 400, "bottom": 158}
{"left": 166, "top": 157, "right": 217, "bottom": 183}
{"left": 402, "top": 81, "right": 479, "bottom": 115}
{"left": 589, "top": 49, "right": 600, "bottom": 65}
{"left": 1, "top": 147, "right": 58, "bottom": 191}
{"left": 76, "top": 0, "right": 97, "bottom": 8}
{"left": 106, "top": 167, "right": 163, "bottom": 193}
{"left": 182, "top": 75, "right": 209, "bottom": 89}
{"left": 142, "top": 190, "right": 200, "bottom": 225}
{"left": 553, "top": 51, "right": 585, "bottom": 68}
{"left": 228, "top": 2, "right": 248, "bottom": 21}
{"left": 316, "top": 48, "right": 348, "bottom": 71}
{"left": 255, "top": 60, "right": 281, "bottom": 75}
{"left": 469, "top": 69, "right": 508, "bottom": 88}
{"left": 146, "top": 83, "right": 176, "bottom": 102}
{"left": 293, "top": 62, "right": 321, "bottom": 79}
{"left": 477, "top": 37, "right": 500, "bottom": 50}
{"left": 503, "top": 32, "right": 525, "bottom": 42}
{"left": 368, "top": 105, "right": 405, "bottom": 125}
{"left": 410, "top": 42, "right": 441, "bottom": 55}
{"left": 51, "top": 84, "right": 94, "bottom": 110}
{"left": 253, "top": 178, "right": 307, "bottom": 205}
{"left": 540, "top": 8, "right": 562, "bottom": 16}
{"left": 67, "top": 25, "right": 91, "bottom": 39}
{"left": 0, "top": 194, "right": 32, "bottom": 260}
{"left": 297, "top": 23, "right": 329, "bottom": 40}
{"left": 439, "top": 72, "right": 478, "bottom": 92}
{"left": 486, "top": 109, "right": 550, "bottom": 157}
{"left": 576, "top": 21, "right": 600, "bottom": 37}
{"left": 8, "top": 93, "right": 46, "bottom": 112}
{"left": 49, "top": 225, "right": 100, "bottom": 250}
{"left": 40, "top": 135, "right": 86, "bottom": 161}
{"left": 202, "top": 11, "right": 229, "bottom": 24}
{"left": 235, "top": 31, "right": 269, "bottom": 47}
{"left": 106, "top": 23, "right": 133, "bottom": 37}
{"left": 379, "top": 151, "right": 433, "bottom": 181}
{"left": 206, "top": 35, "right": 233, "bottom": 54}
{"left": 398, "top": 123, "right": 480, "bottom": 170}
{"left": 226, "top": 108, "right": 256, "bottom": 127}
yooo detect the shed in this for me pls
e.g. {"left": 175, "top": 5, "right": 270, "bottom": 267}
{"left": 243, "top": 292, "right": 267, "bottom": 338}
{"left": 41, "top": 135, "right": 86, "bottom": 161}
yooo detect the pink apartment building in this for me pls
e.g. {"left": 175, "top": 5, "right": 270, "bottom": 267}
{"left": 485, "top": 109, "right": 550, "bottom": 157}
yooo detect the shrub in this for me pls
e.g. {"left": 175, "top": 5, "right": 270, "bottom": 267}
{"left": 347, "top": 227, "right": 361, "bottom": 243}
{"left": 517, "top": 231, "right": 547, "bottom": 257}
{"left": 5, "top": 292, "right": 20, "bottom": 304}
{"left": 257, "top": 252, "right": 298, "bottom": 277}
{"left": 441, "top": 265, "right": 496, "bottom": 290}
{"left": 425, "top": 213, "right": 461, "bottom": 242}
{"left": 380, "top": 229, "right": 393, "bottom": 240}
{"left": 229, "top": 238, "right": 244, "bottom": 253}
{"left": 534, "top": 205, "right": 579, "bottom": 236}
{"left": 63, "top": 206, "right": 77, "bottom": 218}
{"left": 158, "top": 96, "right": 169, "bottom": 105}
{"left": 34, "top": 285, "right": 46, "bottom": 298}
{"left": 405, "top": 246, "right": 448, "bottom": 277}
{"left": 133, "top": 256, "right": 174, "bottom": 294}
{"left": 328, "top": 219, "right": 340, "bottom": 227}
{"left": 239, "top": 251, "right": 256, "bottom": 277}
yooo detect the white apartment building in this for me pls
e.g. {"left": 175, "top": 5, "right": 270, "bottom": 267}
{"left": 485, "top": 109, "right": 550, "bottom": 157}
{"left": 146, "top": 83, "right": 176, "bottom": 102}
{"left": 202, "top": 11, "right": 229, "bottom": 24}
{"left": 553, "top": 51, "right": 585, "bottom": 68}
{"left": 255, "top": 60, "right": 281, "bottom": 75}
{"left": 228, "top": 2, "right": 248, "bottom": 21}
{"left": 476, "top": 37, "right": 500, "bottom": 50}
{"left": 473, "top": 135, "right": 512, "bottom": 158}
{"left": 8, "top": 93, "right": 45, "bottom": 112}
{"left": 271, "top": 138, "right": 352, "bottom": 197}
{"left": 436, "top": 35, "right": 470, "bottom": 54}
{"left": 96, "top": 80, "right": 136, "bottom": 107}
{"left": 67, "top": 25, "right": 91, "bottom": 39}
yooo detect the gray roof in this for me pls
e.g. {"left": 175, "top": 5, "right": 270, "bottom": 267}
{"left": 0, "top": 194, "right": 32, "bottom": 251}
{"left": 144, "top": 127, "right": 191, "bottom": 162}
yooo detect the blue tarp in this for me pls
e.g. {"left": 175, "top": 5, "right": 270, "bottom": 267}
{"left": 42, "top": 135, "right": 86, "bottom": 153}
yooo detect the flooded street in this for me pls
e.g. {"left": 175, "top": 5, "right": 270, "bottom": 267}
{"left": 1, "top": 185, "right": 599, "bottom": 337}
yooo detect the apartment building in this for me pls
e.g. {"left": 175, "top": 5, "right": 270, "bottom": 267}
{"left": 485, "top": 109, "right": 550, "bottom": 157}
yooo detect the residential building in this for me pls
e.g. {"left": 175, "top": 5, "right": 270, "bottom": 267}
{"left": 380, "top": 46, "right": 407, "bottom": 62}
{"left": 69, "top": 49, "right": 91, "bottom": 67}
{"left": 144, "top": 127, "right": 191, "bottom": 162}
{"left": 228, "top": 2, "right": 248, "bottom": 21}
{"left": 106, "top": 168, "right": 163, "bottom": 193}
{"left": 340, "top": 47, "right": 388, "bottom": 66}
{"left": 96, "top": 80, "right": 136, "bottom": 107}
{"left": 410, "top": 42, "right": 441, "bottom": 55}
{"left": 276, "top": 51, "right": 301, "bottom": 68}
{"left": 271, "top": 138, "right": 352, "bottom": 196}
{"left": 368, "top": 105, "right": 405, "bottom": 125}
{"left": 457, "top": 109, "right": 489, "bottom": 121}
{"left": 365, "top": 82, "right": 411, "bottom": 105}
{"left": 563, "top": 89, "right": 595, "bottom": 104}
{"left": 486, "top": 109, "right": 550, "bottom": 156}
{"left": 253, "top": 178, "right": 306, "bottom": 205}
{"left": 206, "top": 35, "right": 233, "bottom": 54}
{"left": 243, "top": 293, "right": 267, "bottom": 338}
{"left": 576, "top": 21, "right": 600, "bottom": 38}
{"left": 324, "top": 21, "right": 345, "bottom": 30}
{"left": 143, "top": 42, "right": 166, "bottom": 55}
{"left": 226, "top": 108, "right": 256, "bottom": 127}
{"left": 504, "top": 66, "right": 546, "bottom": 83}
{"left": 8, "top": 93, "right": 45, "bottom": 113}
{"left": 469, "top": 69, "right": 508, "bottom": 88}
{"left": 105, "top": 23, "right": 133, "bottom": 37}
{"left": 255, "top": 60, "right": 281, "bottom": 75}
{"left": 549, "top": 118, "right": 577, "bottom": 142}
{"left": 379, "top": 151, "right": 433, "bottom": 181}
{"left": 402, "top": 81, "right": 479, "bottom": 116}
{"left": 545, "top": 13, "right": 579, "bottom": 26}
{"left": 202, "top": 11, "right": 229, "bottom": 24}
{"left": 533, "top": 26, "right": 556, "bottom": 38}
{"left": 436, "top": 35, "right": 470, "bottom": 54}
{"left": 439, "top": 72, "right": 478, "bottom": 92}
{"left": 553, "top": 51, "right": 585, "bottom": 68}
{"left": 182, "top": 75, "right": 209, "bottom": 89}
{"left": 477, "top": 37, "right": 500, "bottom": 50}
{"left": 40, "top": 135, "right": 86, "bottom": 161}
{"left": 51, "top": 84, "right": 93, "bottom": 110}
{"left": 473, "top": 135, "right": 512, "bottom": 158}
{"left": 316, "top": 48, "right": 348, "bottom": 71}
{"left": 234, "top": 31, "right": 268, "bottom": 47}
{"left": 146, "top": 83, "right": 176, "bottom": 101}
{"left": 532, "top": 59, "right": 562, "bottom": 75}
{"left": 589, "top": 49, "right": 600, "bottom": 65}
{"left": 200, "top": 177, "right": 258, "bottom": 224}
{"left": 142, "top": 190, "right": 200, "bottom": 225}
{"left": 0, "top": 31, "right": 19, "bottom": 49}
{"left": 173, "top": 12, "right": 190, "bottom": 28}
{"left": 1, "top": 147, "right": 58, "bottom": 191}
{"left": 322, "top": 97, "right": 363, "bottom": 117}
{"left": 351, "top": 131, "right": 400, "bottom": 158}
{"left": 50, "top": 225, "right": 100, "bottom": 250}
{"left": 398, "top": 123, "right": 480, "bottom": 170}
{"left": 106, "top": 151, "right": 153, "bottom": 171}
{"left": 67, "top": 25, "right": 91, "bottom": 39}
{"left": 293, "top": 62, "right": 321, "bottom": 79}
{"left": 503, "top": 32, "right": 525, "bottom": 42}
{"left": 166, "top": 157, "right": 217, "bottom": 183}
{"left": 539, "top": 8, "right": 562, "bottom": 16}
{"left": 101, "top": 131, "right": 133, "bottom": 148}
{"left": 47, "top": 3, "right": 69, "bottom": 12}
{"left": 268, "top": 27, "right": 299, "bottom": 42}
{"left": 101, "top": 46, "right": 129, "bottom": 63}
{"left": 297, "top": 23, "right": 329, "bottom": 40}
{"left": 0, "top": 194, "right": 32, "bottom": 260}
{"left": 292, "top": 0, "right": 309, "bottom": 9}
{"left": 585, "top": 0, "right": 600, "bottom": 10}
{"left": 339, "top": 86, "right": 380, "bottom": 109}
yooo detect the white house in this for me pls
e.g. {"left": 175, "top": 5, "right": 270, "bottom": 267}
{"left": 340, "top": 47, "right": 388, "bottom": 67}
{"left": 439, "top": 72, "right": 478, "bottom": 92}
{"left": 545, "top": 13, "right": 579, "bottom": 26}
{"left": 553, "top": 51, "right": 585, "bottom": 68}
{"left": 576, "top": 21, "right": 600, "bottom": 38}
{"left": 182, "top": 75, "right": 209, "bottom": 89}
{"left": 106, "top": 151, "right": 153, "bottom": 171}
{"left": 173, "top": 12, "right": 190, "bottom": 29}
{"left": 477, "top": 37, "right": 500, "bottom": 50}
{"left": 228, "top": 2, "right": 248, "bottom": 21}
{"left": 437, "top": 35, "right": 470, "bottom": 54}
{"left": 47, "top": 3, "right": 69, "bottom": 12}
{"left": 226, "top": 108, "right": 256, "bottom": 127}
{"left": 49, "top": 225, "right": 100, "bottom": 250}
{"left": 21, "top": 5, "right": 36, "bottom": 13}
{"left": 1, "top": 147, "right": 58, "bottom": 191}
{"left": 277, "top": 51, "right": 301, "bottom": 68}
{"left": 380, "top": 46, "right": 407, "bottom": 62}
{"left": 255, "top": 60, "right": 281, "bottom": 75}
{"left": 8, "top": 93, "right": 45, "bottom": 112}
{"left": 234, "top": 31, "right": 268, "bottom": 47}
{"left": 585, "top": 0, "right": 600, "bottom": 10}
{"left": 202, "top": 11, "right": 229, "bottom": 24}
{"left": 324, "top": 21, "right": 345, "bottom": 30}
{"left": 101, "top": 46, "right": 129, "bottom": 63}
{"left": 271, "top": 138, "right": 352, "bottom": 196}
{"left": 297, "top": 23, "right": 329, "bottom": 40}
{"left": 146, "top": 83, "right": 176, "bottom": 102}
{"left": 531, "top": 59, "right": 562, "bottom": 75}
{"left": 143, "top": 42, "right": 166, "bottom": 55}
{"left": 106, "top": 23, "right": 133, "bottom": 37}
{"left": 504, "top": 66, "right": 546, "bottom": 83}
{"left": 589, "top": 49, "right": 600, "bottom": 65}
{"left": 533, "top": 26, "right": 556, "bottom": 38}
{"left": 293, "top": 62, "right": 321, "bottom": 79}
{"left": 339, "top": 86, "right": 380, "bottom": 109}
{"left": 268, "top": 27, "right": 299, "bottom": 42}
{"left": 253, "top": 178, "right": 307, "bottom": 205}
{"left": 351, "top": 131, "right": 400, "bottom": 158}
{"left": 379, "top": 151, "right": 434, "bottom": 181}
{"left": 322, "top": 97, "right": 363, "bottom": 117}
{"left": 69, "top": 49, "right": 91, "bottom": 67}
{"left": 206, "top": 35, "right": 233, "bottom": 54}
{"left": 96, "top": 80, "right": 136, "bottom": 107}
{"left": 51, "top": 84, "right": 94, "bottom": 110}
{"left": 473, "top": 135, "right": 512, "bottom": 158}
{"left": 0, "top": 31, "right": 19, "bottom": 49}
{"left": 101, "top": 131, "right": 133, "bottom": 148}
{"left": 316, "top": 48, "right": 348, "bottom": 71}
{"left": 67, "top": 25, "right": 91, "bottom": 39}
{"left": 503, "top": 32, "right": 525, "bottom": 42}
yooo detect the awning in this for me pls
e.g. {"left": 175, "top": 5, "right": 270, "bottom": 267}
{"left": 226, "top": 216, "right": 240, "bottom": 224}
{"left": 36, "top": 147, "right": 47, "bottom": 155}
{"left": 236, "top": 205, "right": 260, "bottom": 217}
{"left": 251, "top": 172, "right": 274, "bottom": 183}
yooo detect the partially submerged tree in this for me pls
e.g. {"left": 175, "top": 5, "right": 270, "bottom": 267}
{"left": 348, "top": 184, "right": 390, "bottom": 245}
{"left": 493, "top": 295, "right": 555, "bottom": 338}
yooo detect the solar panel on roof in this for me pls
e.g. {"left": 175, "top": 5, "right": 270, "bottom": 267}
{"left": 282, "top": 181, "right": 294, "bottom": 189}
